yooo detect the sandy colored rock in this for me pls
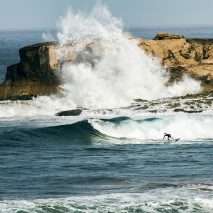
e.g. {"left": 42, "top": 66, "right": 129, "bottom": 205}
{"left": 0, "top": 42, "right": 60, "bottom": 100}
{"left": 138, "top": 35, "right": 213, "bottom": 91}
{"left": 0, "top": 33, "right": 213, "bottom": 100}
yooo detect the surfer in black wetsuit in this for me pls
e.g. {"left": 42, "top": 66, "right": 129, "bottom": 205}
{"left": 163, "top": 133, "right": 174, "bottom": 141}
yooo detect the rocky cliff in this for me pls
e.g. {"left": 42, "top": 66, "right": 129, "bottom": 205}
{"left": 0, "top": 42, "right": 60, "bottom": 100}
{"left": 0, "top": 33, "right": 212, "bottom": 100}
{"left": 138, "top": 33, "right": 213, "bottom": 91}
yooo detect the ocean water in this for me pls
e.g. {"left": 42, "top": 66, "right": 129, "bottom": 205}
{"left": 0, "top": 6, "right": 213, "bottom": 213}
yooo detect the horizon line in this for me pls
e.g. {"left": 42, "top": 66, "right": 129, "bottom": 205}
{"left": 1, "top": 24, "right": 213, "bottom": 32}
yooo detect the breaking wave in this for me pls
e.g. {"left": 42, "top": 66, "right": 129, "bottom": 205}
{"left": 1, "top": 114, "right": 213, "bottom": 144}
{"left": 89, "top": 114, "right": 213, "bottom": 141}
{"left": 56, "top": 5, "right": 201, "bottom": 109}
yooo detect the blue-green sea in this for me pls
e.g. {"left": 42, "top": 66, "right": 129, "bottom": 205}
{"left": 0, "top": 27, "right": 213, "bottom": 212}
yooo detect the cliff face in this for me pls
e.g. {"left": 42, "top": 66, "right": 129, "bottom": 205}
{"left": 138, "top": 33, "right": 213, "bottom": 91}
{"left": 0, "top": 42, "right": 60, "bottom": 100}
{"left": 0, "top": 33, "right": 212, "bottom": 100}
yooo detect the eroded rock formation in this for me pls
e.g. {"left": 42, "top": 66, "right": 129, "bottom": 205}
{"left": 138, "top": 33, "right": 213, "bottom": 90}
{"left": 0, "top": 33, "right": 212, "bottom": 100}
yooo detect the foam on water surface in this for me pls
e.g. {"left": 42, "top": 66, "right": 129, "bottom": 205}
{"left": 1, "top": 186, "right": 212, "bottom": 213}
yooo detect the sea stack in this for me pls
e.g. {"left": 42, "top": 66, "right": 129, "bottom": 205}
{"left": 0, "top": 42, "right": 60, "bottom": 100}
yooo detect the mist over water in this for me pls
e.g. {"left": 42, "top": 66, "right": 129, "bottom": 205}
{"left": 57, "top": 6, "right": 123, "bottom": 43}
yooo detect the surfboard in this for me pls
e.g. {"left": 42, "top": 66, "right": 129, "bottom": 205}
{"left": 175, "top": 138, "right": 181, "bottom": 142}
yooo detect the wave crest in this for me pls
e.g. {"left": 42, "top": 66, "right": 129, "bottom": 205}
{"left": 89, "top": 114, "right": 213, "bottom": 141}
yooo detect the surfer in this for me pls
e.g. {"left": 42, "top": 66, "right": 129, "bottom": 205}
{"left": 163, "top": 133, "right": 174, "bottom": 141}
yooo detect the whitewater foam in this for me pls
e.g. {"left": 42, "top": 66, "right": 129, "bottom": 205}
{"left": 1, "top": 187, "right": 212, "bottom": 213}
{"left": 89, "top": 114, "right": 213, "bottom": 141}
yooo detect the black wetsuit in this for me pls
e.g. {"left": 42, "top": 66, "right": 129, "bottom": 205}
{"left": 164, "top": 134, "right": 172, "bottom": 140}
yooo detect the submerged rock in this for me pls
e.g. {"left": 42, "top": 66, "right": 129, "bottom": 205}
{"left": 174, "top": 109, "right": 203, "bottom": 113}
{"left": 56, "top": 109, "right": 82, "bottom": 116}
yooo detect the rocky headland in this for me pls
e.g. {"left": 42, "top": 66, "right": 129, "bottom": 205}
{"left": 0, "top": 33, "right": 212, "bottom": 100}
{"left": 139, "top": 33, "right": 213, "bottom": 91}
{"left": 0, "top": 42, "right": 60, "bottom": 100}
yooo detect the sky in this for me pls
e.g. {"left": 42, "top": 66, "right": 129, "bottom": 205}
{"left": 0, "top": 0, "right": 212, "bottom": 30}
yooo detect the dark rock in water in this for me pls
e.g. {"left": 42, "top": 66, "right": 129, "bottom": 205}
{"left": 134, "top": 98, "right": 147, "bottom": 102}
{"left": 56, "top": 109, "right": 82, "bottom": 116}
{"left": 174, "top": 108, "right": 203, "bottom": 113}
{"left": 149, "top": 110, "right": 158, "bottom": 113}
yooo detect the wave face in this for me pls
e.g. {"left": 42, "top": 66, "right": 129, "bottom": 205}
{"left": 55, "top": 5, "right": 200, "bottom": 109}
{"left": 1, "top": 115, "right": 212, "bottom": 143}
{"left": 89, "top": 114, "right": 213, "bottom": 141}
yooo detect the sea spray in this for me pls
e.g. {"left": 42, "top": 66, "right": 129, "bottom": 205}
{"left": 0, "top": 5, "right": 202, "bottom": 118}
{"left": 56, "top": 5, "right": 201, "bottom": 109}
{"left": 57, "top": 6, "right": 123, "bottom": 43}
